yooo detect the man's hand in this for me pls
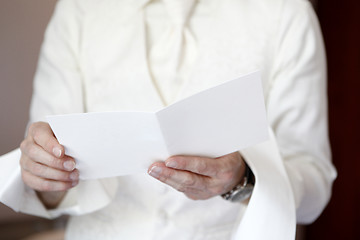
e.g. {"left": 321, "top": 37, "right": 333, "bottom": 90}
{"left": 148, "top": 152, "right": 246, "bottom": 200}
{"left": 20, "top": 122, "right": 79, "bottom": 208}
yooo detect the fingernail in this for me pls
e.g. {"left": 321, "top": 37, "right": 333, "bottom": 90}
{"left": 148, "top": 166, "right": 162, "bottom": 178}
{"left": 165, "top": 161, "right": 177, "bottom": 168}
{"left": 64, "top": 161, "right": 76, "bottom": 171}
{"left": 53, "top": 147, "right": 62, "bottom": 158}
{"left": 69, "top": 171, "right": 79, "bottom": 181}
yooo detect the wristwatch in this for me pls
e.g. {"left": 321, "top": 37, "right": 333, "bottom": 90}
{"left": 221, "top": 164, "right": 255, "bottom": 202}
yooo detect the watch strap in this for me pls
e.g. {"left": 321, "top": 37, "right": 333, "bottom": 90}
{"left": 221, "top": 164, "right": 254, "bottom": 202}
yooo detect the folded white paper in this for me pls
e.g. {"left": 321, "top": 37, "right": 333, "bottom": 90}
{"left": 47, "top": 71, "right": 269, "bottom": 179}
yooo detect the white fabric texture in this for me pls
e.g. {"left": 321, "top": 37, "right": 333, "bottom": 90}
{"left": 10, "top": 0, "right": 337, "bottom": 239}
{"left": 148, "top": 0, "right": 198, "bottom": 105}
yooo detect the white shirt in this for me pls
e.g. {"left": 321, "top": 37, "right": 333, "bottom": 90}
{"left": 16, "top": 0, "right": 337, "bottom": 239}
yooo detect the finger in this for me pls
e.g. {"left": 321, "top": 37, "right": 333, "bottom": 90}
{"left": 22, "top": 159, "right": 79, "bottom": 182}
{"left": 21, "top": 140, "right": 75, "bottom": 171}
{"left": 28, "top": 122, "right": 64, "bottom": 158}
{"left": 165, "top": 155, "right": 221, "bottom": 177}
{"left": 21, "top": 170, "right": 77, "bottom": 192}
{"left": 165, "top": 152, "right": 244, "bottom": 178}
{"left": 148, "top": 162, "right": 209, "bottom": 193}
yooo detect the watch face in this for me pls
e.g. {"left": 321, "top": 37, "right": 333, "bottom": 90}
{"left": 231, "top": 186, "right": 254, "bottom": 202}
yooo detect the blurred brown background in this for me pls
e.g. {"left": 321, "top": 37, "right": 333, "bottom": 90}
{"left": 0, "top": 1, "right": 66, "bottom": 239}
{"left": 0, "top": 0, "right": 359, "bottom": 239}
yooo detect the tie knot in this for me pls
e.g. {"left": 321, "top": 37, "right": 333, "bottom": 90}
{"left": 163, "top": 0, "right": 196, "bottom": 26}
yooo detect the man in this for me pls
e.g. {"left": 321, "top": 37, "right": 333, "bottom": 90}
{"left": 17, "top": 0, "right": 336, "bottom": 239}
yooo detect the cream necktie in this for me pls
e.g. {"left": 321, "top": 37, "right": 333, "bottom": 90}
{"left": 148, "top": 0, "right": 197, "bottom": 105}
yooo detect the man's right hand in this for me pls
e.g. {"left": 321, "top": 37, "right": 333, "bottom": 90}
{"left": 20, "top": 122, "right": 79, "bottom": 207}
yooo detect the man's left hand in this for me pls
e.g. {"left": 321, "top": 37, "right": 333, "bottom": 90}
{"left": 148, "top": 152, "right": 246, "bottom": 200}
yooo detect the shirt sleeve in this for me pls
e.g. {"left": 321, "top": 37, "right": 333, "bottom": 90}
{"left": 15, "top": 0, "right": 119, "bottom": 219}
{"left": 266, "top": 0, "right": 337, "bottom": 224}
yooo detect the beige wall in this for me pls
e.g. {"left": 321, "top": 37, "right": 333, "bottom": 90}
{"left": 0, "top": 0, "right": 56, "bottom": 156}
{"left": 0, "top": 0, "right": 57, "bottom": 223}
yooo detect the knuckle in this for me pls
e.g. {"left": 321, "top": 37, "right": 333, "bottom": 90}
{"left": 45, "top": 141, "right": 55, "bottom": 153}
{"left": 209, "top": 167, "right": 219, "bottom": 177}
{"left": 20, "top": 140, "right": 27, "bottom": 152}
{"left": 32, "top": 163, "right": 44, "bottom": 175}
{"left": 30, "top": 122, "right": 50, "bottom": 147}
{"left": 220, "top": 160, "right": 232, "bottom": 171}
{"left": 30, "top": 123, "right": 40, "bottom": 138}
{"left": 161, "top": 169, "right": 172, "bottom": 182}
{"left": 216, "top": 160, "right": 237, "bottom": 177}
{"left": 195, "top": 160, "right": 208, "bottom": 173}
{"left": 47, "top": 156, "right": 58, "bottom": 168}
{"left": 59, "top": 172, "right": 71, "bottom": 181}
{"left": 40, "top": 180, "right": 53, "bottom": 192}
{"left": 27, "top": 145, "right": 38, "bottom": 158}
{"left": 158, "top": 174, "right": 167, "bottom": 183}
{"left": 21, "top": 171, "right": 35, "bottom": 189}
{"left": 20, "top": 140, "right": 33, "bottom": 156}
{"left": 221, "top": 171, "right": 235, "bottom": 182}
{"left": 54, "top": 182, "right": 67, "bottom": 191}
{"left": 183, "top": 175, "right": 196, "bottom": 187}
